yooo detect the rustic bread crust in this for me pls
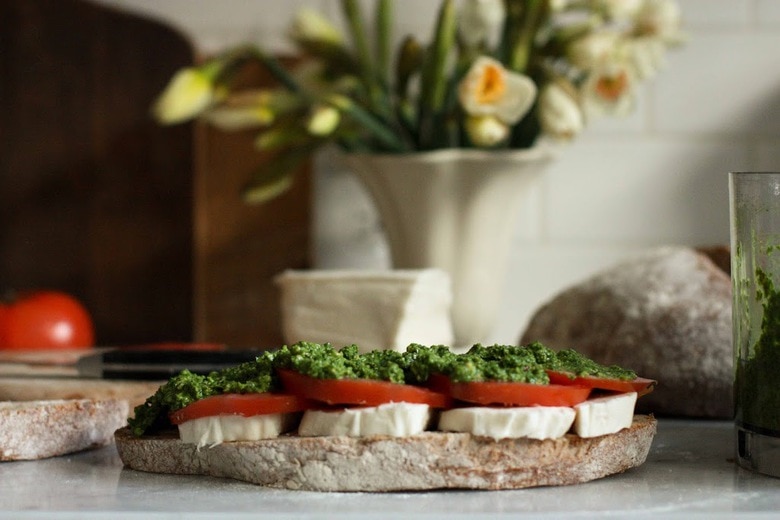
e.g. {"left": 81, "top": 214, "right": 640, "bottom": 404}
{"left": 0, "top": 378, "right": 162, "bottom": 415}
{"left": 115, "top": 414, "right": 656, "bottom": 492}
{"left": 0, "top": 399, "right": 129, "bottom": 461}
{"left": 521, "top": 246, "right": 732, "bottom": 418}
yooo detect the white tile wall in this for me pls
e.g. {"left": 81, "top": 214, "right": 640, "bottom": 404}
{"left": 94, "top": 0, "right": 780, "bottom": 343}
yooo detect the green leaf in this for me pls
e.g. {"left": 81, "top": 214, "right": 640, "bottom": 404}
{"left": 242, "top": 151, "right": 307, "bottom": 204}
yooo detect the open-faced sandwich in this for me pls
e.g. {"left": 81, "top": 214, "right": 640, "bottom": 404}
{"left": 115, "top": 341, "right": 657, "bottom": 492}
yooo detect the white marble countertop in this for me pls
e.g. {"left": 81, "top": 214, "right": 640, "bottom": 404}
{"left": 1, "top": 419, "right": 778, "bottom": 520}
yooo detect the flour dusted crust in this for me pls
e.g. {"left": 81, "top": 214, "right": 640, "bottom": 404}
{"left": 0, "top": 379, "right": 162, "bottom": 415}
{"left": 521, "top": 246, "right": 731, "bottom": 418}
{"left": 115, "top": 415, "right": 655, "bottom": 492}
{"left": 0, "top": 399, "right": 129, "bottom": 461}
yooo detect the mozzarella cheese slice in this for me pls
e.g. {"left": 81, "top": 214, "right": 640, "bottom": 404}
{"left": 573, "top": 392, "right": 637, "bottom": 438}
{"left": 438, "top": 406, "right": 576, "bottom": 440}
{"left": 178, "top": 413, "right": 298, "bottom": 448}
{"left": 297, "top": 402, "right": 431, "bottom": 437}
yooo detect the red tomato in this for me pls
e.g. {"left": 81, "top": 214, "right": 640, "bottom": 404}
{"left": 546, "top": 370, "right": 657, "bottom": 397}
{"left": 169, "top": 393, "right": 315, "bottom": 425}
{"left": 449, "top": 380, "right": 591, "bottom": 407}
{"left": 0, "top": 291, "right": 95, "bottom": 350}
{"left": 277, "top": 368, "right": 453, "bottom": 408}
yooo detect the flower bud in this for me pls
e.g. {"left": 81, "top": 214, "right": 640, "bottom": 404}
{"left": 465, "top": 114, "right": 509, "bottom": 147}
{"left": 289, "top": 8, "right": 344, "bottom": 48}
{"left": 539, "top": 80, "right": 585, "bottom": 140}
{"left": 307, "top": 105, "right": 341, "bottom": 136}
{"left": 458, "top": 0, "right": 506, "bottom": 48}
{"left": 152, "top": 68, "right": 215, "bottom": 124}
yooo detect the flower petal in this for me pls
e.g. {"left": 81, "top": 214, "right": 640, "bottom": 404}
{"left": 493, "top": 72, "right": 537, "bottom": 124}
{"left": 539, "top": 81, "right": 585, "bottom": 140}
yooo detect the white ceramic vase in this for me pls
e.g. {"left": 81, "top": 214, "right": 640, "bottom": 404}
{"left": 343, "top": 147, "right": 554, "bottom": 347}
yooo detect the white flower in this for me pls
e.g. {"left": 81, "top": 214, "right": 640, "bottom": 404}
{"left": 458, "top": 56, "right": 537, "bottom": 125}
{"left": 153, "top": 68, "right": 215, "bottom": 124}
{"left": 289, "top": 7, "right": 344, "bottom": 47}
{"left": 597, "top": 0, "right": 644, "bottom": 20}
{"left": 538, "top": 81, "right": 585, "bottom": 140}
{"left": 465, "top": 115, "right": 509, "bottom": 147}
{"left": 548, "top": 0, "right": 573, "bottom": 13}
{"left": 635, "top": 0, "right": 685, "bottom": 44}
{"left": 581, "top": 61, "right": 637, "bottom": 117}
{"left": 626, "top": 36, "right": 666, "bottom": 80}
{"left": 458, "top": 0, "right": 506, "bottom": 48}
{"left": 566, "top": 31, "right": 622, "bottom": 72}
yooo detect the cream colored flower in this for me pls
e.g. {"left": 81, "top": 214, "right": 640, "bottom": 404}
{"left": 458, "top": 0, "right": 506, "bottom": 48}
{"left": 458, "top": 56, "right": 536, "bottom": 125}
{"left": 538, "top": 80, "right": 585, "bottom": 140}
{"left": 626, "top": 36, "right": 666, "bottom": 80}
{"left": 548, "top": 0, "right": 572, "bottom": 13}
{"left": 581, "top": 61, "right": 637, "bottom": 117}
{"left": 597, "top": 0, "right": 644, "bottom": 20}
{"left": 635, "top": 0, "right": 685, "bottom": 44}
{"left": 289, "top": 7, "right": 345, "bottom": 48}
{"left": 153, "top": 68, "right": 215, "bottom": 124}
{"left": 465, "top": 115, "right": 509, "bottom": 147}
{"left": 567, "top": 31, "right": 622, "bottom": 72}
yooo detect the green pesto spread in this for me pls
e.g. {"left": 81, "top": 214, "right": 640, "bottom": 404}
{"left": 736, "top": 267, "right": 780, "bottom": 432}
{"left": 128, "top": 341, "right": 637, "bottom": 437}
{"left": 273, "top": 342, "right": 408, "bottom": 383}
{"left": 127, "top": 351, "right": 276, "bottom": 436}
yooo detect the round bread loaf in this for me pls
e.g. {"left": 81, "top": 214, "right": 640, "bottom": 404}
{"left": 521, "top": 246, "right": 732, "bottom": 419}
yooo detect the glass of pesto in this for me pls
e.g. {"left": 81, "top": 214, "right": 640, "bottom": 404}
{"left": 731, "top": 171, "right": 780, "bottom": 478}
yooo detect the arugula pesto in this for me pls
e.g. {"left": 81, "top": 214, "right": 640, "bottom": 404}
{"left": 127, "top": 351, "right": 276, "bottom": 437}
{"left": 736, "top": 267, "right": 780, "bottom": 432}
{"left": 274, "top": 342, "right": 408, "bottom": 383}
{"left": 128, "top": 341, "right": 638, "bottom": 437}
{"left": 444, "top": 344, "right": 549, "bottom": 384}
{"left": 552, "top": 348, "right": 637, "bottom": 381}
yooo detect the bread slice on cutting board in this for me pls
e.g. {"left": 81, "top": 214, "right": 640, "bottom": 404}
{"left": 0, "top": 399, "right": 128, "bottom": 461}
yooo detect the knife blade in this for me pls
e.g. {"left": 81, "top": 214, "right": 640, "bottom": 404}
{"left": 75, "top": 348, "right": 264, "bottom": 380}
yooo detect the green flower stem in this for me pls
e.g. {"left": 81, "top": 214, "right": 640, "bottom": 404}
{"left": 395, "top": 36, "right": 423, "bottom": 100}
{"left": 419, "top": 0, "right": 456, "bottom": 112}
{"left": 341, "top": 0, "right": 382, "bottom": 110}
{"left": 224, "top": 45, "right": 301, "bottom": 93}
{"left": 417, "top": 0, "right": 457, "bottom": 149}
{"left": 503, "top": 0, "right": 548, "bottom": 73}
{"left": 327, "top": 95, "right": 407, "bottom": 152}
{"left": 376, "top": 0, "right": 392, "bottom": 84}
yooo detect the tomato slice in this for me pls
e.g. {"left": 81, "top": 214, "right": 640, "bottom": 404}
{"left": 449, "top": 380, "right": 591, "bottom": 407}
{"left": 546, "top": 370, "right": 657, "bottom": 397}
{"left": 168, "top": 393, "right": 315, "bottom": 425}
{"left": 277, "top": 368, "right": 452, "bottom": 408}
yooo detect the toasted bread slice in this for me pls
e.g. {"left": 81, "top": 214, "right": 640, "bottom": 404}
{"left": 115, "top": 414, "right": 656, "bottom": 492}
{"left": 0, "top": 399, "right": 128, "bottom": 461}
